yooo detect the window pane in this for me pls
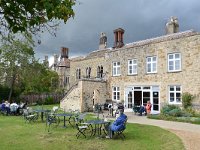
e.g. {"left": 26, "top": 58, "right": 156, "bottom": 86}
{"left": 153, "top": 63, "right": 156, "bottom": 71}
{"left": 147, "top": 64, "right": 151, "bottom": 72}
{"left": 153, "top": 57, "right": 156, "bottom": 61}
{"left": 113, "top": 87, "right": 116, "bottom": 91}
{"left": 175, "top": 53, "right": 180, "bottom": 59}
{"left": 175, "top": 60, "right": 180, "bottom": 70}
{"left": 169, "top": 61, "right": 173, "bottom": 66}
{"left": 133, "top": 60, "right": 137, "bottom": 64}
{"left": 169, "top": 54, "right": 173, "bottom": 59}
{"left": 117, "top": 62, "right": 120, "bottom": 66}
{"left": 117, "top": 87, "right": 120, "bottom": 91}
{"left": 176, "top": 86, "right": 181, "bottom": 91}
{"left": 176, "top": 93, "right": 181, "bottom": 98}
{"left": 129, "top": 60, "right": 132, "bottom": 64}
{"left": 117, "top": 67, "right": 120, "bottom": 74}
{"left": 113, "top": 68, "right": 116, "bottom": 75}
{"left": 176, "top": 97, "right": 181, "bottom": 102}
{"left": 170, "top": 86, "right": 174, "bottom": 91}
{"left": 147, "top": 57, "right": 151, "bottom": 62}
{"left": 170, "top": 97, "right": 174, "bottom": 102}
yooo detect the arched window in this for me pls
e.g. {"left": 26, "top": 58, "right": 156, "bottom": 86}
{"left": 86, "top": 67, "right": 91, "bottom": 78}
{"left": 76, "top": 68, "right": 81, "bottom": 79}
{"left": 97, "top": 66, "right": 103, "bottom": 78}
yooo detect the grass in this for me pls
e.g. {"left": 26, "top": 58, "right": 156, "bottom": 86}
{"left": 0, "top": 112, "right": 184, "bottom": 150}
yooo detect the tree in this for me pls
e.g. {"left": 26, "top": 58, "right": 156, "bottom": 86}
{"left": 0, "top": 37, "right": 35, "bottom": 101}
{"left": 0, "top": 0, "right": 75, "bottom": 35}
{"left": 21, "top": 61, "right": 59, "bottom": 94}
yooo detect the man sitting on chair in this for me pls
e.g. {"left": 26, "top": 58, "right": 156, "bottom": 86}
{"left": 106, "top": 108, "right": 127, "bottom": 139}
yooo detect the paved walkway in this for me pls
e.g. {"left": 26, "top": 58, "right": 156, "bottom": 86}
{"left": 121, "top": 112, "right": 200, "bottom": 150}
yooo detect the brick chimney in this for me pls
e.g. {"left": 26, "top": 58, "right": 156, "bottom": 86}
{"left": 165, "top": 16, "right": 179, "bottom": 34}
{"left": 60, "top": 47, "right": 68, "bottom": 59}
{"left": 113, "top": 28, "right": 124, "bottom": 48}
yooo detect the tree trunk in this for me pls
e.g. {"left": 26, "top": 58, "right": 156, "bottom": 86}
{"left": 8, "top": 74, "right": 16, "bottom": 102}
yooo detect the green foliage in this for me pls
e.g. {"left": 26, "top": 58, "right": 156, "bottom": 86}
{"left": 21, "top": 61, "right": 59, "bottom": 94}
{"left": 44, "top": 96, "right": 54, "bottom": 105}
{"left": 0, "top": 85, "right": 10, "bottom": 101}
{"left": 182, "top": 92, "right": 193, "bottom": 109}
{"left": 0, "top": 0, "right": 76, "bottom": 34}
{"left": 167, "top": 108, "right": 182, "bottom": 117}
{"left": 161, "top": 104, "right": 180, "bottom": 115}
{"left": 0, "top": 38, "right": 35, "bottom": 101}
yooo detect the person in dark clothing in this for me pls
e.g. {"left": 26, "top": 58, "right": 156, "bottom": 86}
{"left": 106, "top": 109, "right": 127, "bottom": 139}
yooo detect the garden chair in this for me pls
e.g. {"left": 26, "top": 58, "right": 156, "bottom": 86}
{"left": 74, "top": 113, "right": 91, "bottom": 138}
{"left": 46, "top": 113, "right": 60, "bottom": 132}
{"left": 132, "top": 105, "right": 140, "bottom": 115}
{"left": 23, "top": 108, "right": 38, "bottom": 123}
{"left": 113, "top": 118, "right": 127, "bottom": 140}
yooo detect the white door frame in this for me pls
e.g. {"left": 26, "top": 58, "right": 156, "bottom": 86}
{"left": 124, "top": 85, "right": 160, "bottom": 113}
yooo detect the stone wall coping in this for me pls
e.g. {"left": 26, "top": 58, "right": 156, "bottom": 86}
{"left": 80, "top": 78, "right": 106, "bottom": 83}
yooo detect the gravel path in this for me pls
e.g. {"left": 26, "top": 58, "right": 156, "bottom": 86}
{"left": 123, "top": 112, "right": 200, "bottom": 150}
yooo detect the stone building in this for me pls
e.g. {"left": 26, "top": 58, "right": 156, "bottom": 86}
{"left": 52, "top": 17, "right": 200, "bottom": 113}
{"left": 49, "top": 47, "right": 70, "bottom": 90}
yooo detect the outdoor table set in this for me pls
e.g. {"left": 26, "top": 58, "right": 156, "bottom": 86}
{"left": 34, "top": 109, "right": 51, "bottom": 122}
{"left": 84, "top": 119, "right": 111, "bottom": 137}
{"left": 55, "top": 113, "right": 74, "bottom": 128}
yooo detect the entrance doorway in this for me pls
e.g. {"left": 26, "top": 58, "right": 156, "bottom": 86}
{"left": 125, "top": 86, "right": 160, "bottom": 113}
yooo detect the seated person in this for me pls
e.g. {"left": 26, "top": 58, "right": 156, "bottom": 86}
{"left": 10, "top": 102, "right": 19, "bottom": 114}
{"left": 106, "top": 109, "right": 127, "bottom": 139}
{"left": 146, "top": 101, "right": 152, "bottom": 115}
{"left": 5, "top": 101, "right": 10, "bottom": 115}
{"left": 138, "top": 105, "right": 146, "bottom": 116}
{"left": 139, "top": 100, "right": 152, "bottom": 116}
{"left": 0, "top": 101, "right": 6, "bottom": 111}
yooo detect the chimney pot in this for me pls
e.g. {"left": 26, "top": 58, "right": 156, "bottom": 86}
{"left": 113, "top": 28, "right": 124, "bottom": 48}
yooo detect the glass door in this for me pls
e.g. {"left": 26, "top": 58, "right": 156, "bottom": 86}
{"left": 152, "top": 91, "right": 159, "bottom": 112}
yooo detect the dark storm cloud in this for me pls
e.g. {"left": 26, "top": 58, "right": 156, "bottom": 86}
{"left": 35, "top": 0, "right": 200, "bottom": 60}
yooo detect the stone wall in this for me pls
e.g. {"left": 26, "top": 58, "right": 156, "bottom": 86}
{"left": 60, "top": 79, "right": 107, "bottom": 112}
{"left": 81, "top": 79, "right": 107, "bottom": 112}
{"left": 62, "top": 30, "right": 200, "bottom": 112}
{"left": 106, "top": 33, "right": 200, "bottom": 105}
{"left": 60, "top": 82, "right": 81, "bottom": 112}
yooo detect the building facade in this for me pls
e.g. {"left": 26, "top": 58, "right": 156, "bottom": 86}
{"left": 51, "top": 17, "right": 200, "bottom": 113}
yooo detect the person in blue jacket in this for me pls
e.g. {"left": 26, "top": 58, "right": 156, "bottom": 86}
{"left": 106, "top": 108, "right": 127, "bottom": 139}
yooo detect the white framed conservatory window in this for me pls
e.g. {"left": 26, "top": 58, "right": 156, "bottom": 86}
{"left": 168, "top": 85, "right": 182, "bottom": 104}
{"left": 146, "top": 56, "right": 157, "bottom": 73}
{"left": 112, "top": 86, "right": 120, "bottom": 101}
{"left": 112, "top": 62, "right": 121, "bottom": 76}
{"left": 168, "top": 53, "right": 181, "bottom": 72}
{"left": 128, "top": 59, "right": 137, "bottom": 75}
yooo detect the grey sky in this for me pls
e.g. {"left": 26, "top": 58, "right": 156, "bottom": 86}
{"left": 35, "top": 0, "right": 200, "bottom": 61}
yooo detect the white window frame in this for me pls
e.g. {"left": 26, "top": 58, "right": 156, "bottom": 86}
{"left": 112, "top": 86, "right": 120, "bottom": 101}
{"left": 168, "top": 53, "right": 181, "bottom": 72}
{"left": 128, "top": 59, "right": 137, "bottom": 75}
{"left": 146, "top": 56, "right": 157, "bottom": 73}
{"left": 168, "top": 85, "right": 182, "bottom": 104}
{"left": 112, "top": 61, "right": 121, "bottom": 76}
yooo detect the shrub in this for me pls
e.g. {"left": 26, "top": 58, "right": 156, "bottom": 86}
{"left": 182, "top": 92, "right": 193, "bottom": 109}
{"left": 161, "top": 104, "right": 180, "bottom": 115}
{"left": 168, "top": 108, "right": 182, "bottom": 117}
{"left": 44, "top": 97, "right": 54, "bottom": 105}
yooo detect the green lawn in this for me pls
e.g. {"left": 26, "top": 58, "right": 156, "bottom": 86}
{"left": 0, "top": 113, "right": 185, "bottom": 150}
